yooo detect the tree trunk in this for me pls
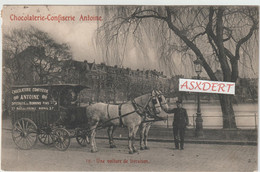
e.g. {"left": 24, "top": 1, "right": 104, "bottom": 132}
{"left": 218, "top": 94, "right": 237, "bottom": 128}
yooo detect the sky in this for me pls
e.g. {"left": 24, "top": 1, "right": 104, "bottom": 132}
{"left": 2, "top": 6, "right": 164, "bottom": 72}
{"left": 1, "top": 5, "right": 259, "bottom": 78}
{"left": 1, "top": 5, "right": 196, "bottom": 77}
{"left": 2, "top": 6, "right": 99, "bottom": 61}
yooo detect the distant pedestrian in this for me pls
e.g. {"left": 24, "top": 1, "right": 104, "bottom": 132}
{"left": 164, "top": 100, "right": 189, "bottom": 150}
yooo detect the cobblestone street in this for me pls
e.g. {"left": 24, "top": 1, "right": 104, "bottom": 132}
{"left": 1, "top": 128, "right": 257, "bottom": 171}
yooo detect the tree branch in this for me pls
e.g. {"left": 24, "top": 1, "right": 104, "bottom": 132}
{"left": 235, "top": 17, "right": 258, "bottom": 59}
{"left": 165, "top": 6, "right": 217, "bottom": 81}
{"left": 206, "top": 7, "right": 217, "bottom": 44}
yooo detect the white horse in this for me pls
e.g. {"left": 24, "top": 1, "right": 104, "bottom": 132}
{"left": 139, "top": 90, "right": 169, "bottom": 150}
{"left": 85, "top": 90, "right": 162, "bottom": 154}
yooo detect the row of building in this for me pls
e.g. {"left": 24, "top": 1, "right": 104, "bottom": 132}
{"left": 62, "top": 59, "right": 167, "bottom": 82}
{"left": 5, "top": 46, "right": 257, "bottom": 103}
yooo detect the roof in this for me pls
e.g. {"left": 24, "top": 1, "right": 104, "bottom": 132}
{"left": 11, "top": 84, "right": 90, "bottom": 92}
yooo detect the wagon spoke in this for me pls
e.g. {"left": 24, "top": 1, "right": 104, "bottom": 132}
{"left": 13, "top": 134, "right": 21, "bottom": 139}
{"left": 19, "top": 138, "right": 24, "bottom": 148}
{"left": 23, "top": 138, "right": 27, "bottom": 149}
{"left": 80, "top": 138, "right": 85, "bottom": 145}
{"left": 12, "top": 118, "right": 37, "bottom": 150}
{"left": 42, "top": 134, "right": 47, "bottom": 143}
{"left": 47, "top": 135, "right": 50, "bottom": 144}
{"left": 22, "top": 139, "right": 26, "bottom": 149}
{"left": 59, "top": 142, "right": 62, "bottom": 149}
{"left": 27, "top": 135, "right": 34, "bottom": 144}
{"left": 14, "top": 126, "right": 23, "bottom": 133}
{"left": 79, "top": 138, "right": 82, "bottom": 144}
{"left": 22, "top": 120, "right": 25, "bottom": 130}
{"left": 21, "top": 137, "right": 26, "bottom": 149}
{"left": 26, "top": 137, "right": 32, "bottom": 148}
{"left": 40, "top": 134, "right": 46, "bottom": 141}
{"left": 28, "top": 133, "right": 37, "bottom": 138}
{"left": 76, "top": 130, "right": 88, "bottom": 147}
{"left": 54, "top": 128, "right": 70, "bottom": 151}
{"left": 15, "top": 136, "right": 23, "bottom": 143}
{"left": 61, "top": 142, "right": 65, "bottom": 149}
{"left": 28, "top": 137, "right": 34, "bottom": 147}
{"left": 25, "top": 139, "right": 31, "bottom": 149}
{"left": 38, "top": 129, "right": 54, "bottom": 145}
{"left": 28, "top": 126, "right": 37, "bottom": 134}
{"left": 16, "top": 123, "right": 23, "bottom": 132}
{"left": 26, "top": 122, "right": 31, "bottom": 130}
{"left": 27, "top": 134, "right": 36, "bottom": 142}
{"left": 14, "top": 132, "right": 23, "bottom": 143}
{"left": 25, "top": 120, "right": 28, "bottom": 130}
{"left": 27, "top": 125, "right": 36, "bottom": 134}
{"left": 38, "top": 134, "right": 43, "bottom": 139}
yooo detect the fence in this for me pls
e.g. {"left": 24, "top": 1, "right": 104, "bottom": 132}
{"left": 164, "top": 113, "right": 258, "bottom": 129}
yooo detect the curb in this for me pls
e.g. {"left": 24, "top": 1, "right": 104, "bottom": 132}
{"left": 3, "top": 127, "right": 256, "bottom": 146}
{"left": 95, "top": 136, "right": 257, "bottom": 146}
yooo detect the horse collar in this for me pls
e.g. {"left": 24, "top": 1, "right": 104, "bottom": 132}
{"left": 131, "top": 99, "right": 144, "bottom": 116}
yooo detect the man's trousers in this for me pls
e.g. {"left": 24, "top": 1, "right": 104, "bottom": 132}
{"left": 173, "top": 126, "right": 185, "bottom": 149}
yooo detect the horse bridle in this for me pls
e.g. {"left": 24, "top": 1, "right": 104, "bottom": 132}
{"left": 143, "top": 91, "right": 167, "bottom": 119}
{"left": 156, "top": 93, "right": 167, "bottom": 107}
{"left": 131, "top": 92, "right": 161, "bottom": 117}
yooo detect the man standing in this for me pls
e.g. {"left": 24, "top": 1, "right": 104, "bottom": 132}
{"left": 164, "top": 100, "right": 189, "bottom": 150}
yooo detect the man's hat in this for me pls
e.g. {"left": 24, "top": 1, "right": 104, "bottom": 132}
{"left": 176, "top": 100, "right": 182, "bottom": 104}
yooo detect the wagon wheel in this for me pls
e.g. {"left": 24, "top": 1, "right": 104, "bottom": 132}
{"left": 12, "top": 118, "right": 38, "bottom": 150}
{"left": 53, "top": 128, "right": 70, "bottom": 151}
{"left": 76, "top": 129, "right": 90, "bottom": 147}
{"left": 38, "top": 127, "right": 54, "bottom": 145}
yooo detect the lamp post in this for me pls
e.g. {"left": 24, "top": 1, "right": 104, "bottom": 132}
{"left": 193, "top": 58, "right": 204, "bottom": 137}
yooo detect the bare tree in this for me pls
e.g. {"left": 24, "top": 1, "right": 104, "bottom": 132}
{"left": 3, "top": 26, "right": 72, "bottom": 84}
{"left": 96, "top": 6, "right": 259, "bottom": 128}
{"left": 3, "top": 26, "right": 72, "bottom": 61}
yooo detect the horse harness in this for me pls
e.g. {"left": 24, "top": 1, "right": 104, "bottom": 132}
{"left": 105, "top": 93, "right": 161, "bottom": 127}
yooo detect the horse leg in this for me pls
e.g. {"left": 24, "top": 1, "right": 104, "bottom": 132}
{"left": 110, "top": 125, "right": 117, "bottom": 148}
{"left": 90, "top": 129, "right": 96, "bottom": 153}
{"left": 144, "top": 122, "right": 152, "bottom": 150}
{"left": 128, "top": 127, "right": 134, "bottom": 154}
{"left": 107, "top": 126, "right": 113, "bottom": 148}
{"left": 132, "top": 125, "right": 139, "bottom": 153}
{"left": 90, "top": 122, "right": 99, "bottom": 153}
{"left": 107, "top": 126, "right": 117, "bottom": 148}
{"left": 139, "top": 123, "right": 146, "bottom": 150}
{"left": 93, "top": 130, "right": 98, "bottom": 152}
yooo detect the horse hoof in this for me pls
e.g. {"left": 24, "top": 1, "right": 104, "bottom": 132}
{"left": 133, "top": 150, "right": 139, "bottom": 153}
{"left": 140, "top": 147, "right": 145, "bottom": 150}
{"left": 91, "top": 150, "right": 98, "bottom": 153}
{"left": 110, "top": 145, "right": 117, "bottom": 148}
{"left": 129, "top": 150, "right": 134, "bottom": 154}
{"left": 145, "top": 146, "right": 150, "bottom": 150}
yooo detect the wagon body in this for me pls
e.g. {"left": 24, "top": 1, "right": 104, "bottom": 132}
{"left": 10, "top": 84, "right": 90, "bottom": 150}
{"left": 11, "top": 84, "right": 88, "bottom": 125}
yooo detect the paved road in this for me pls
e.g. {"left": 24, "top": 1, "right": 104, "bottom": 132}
{"left": 1, "top": 128, "right": 257, "bottom": 171}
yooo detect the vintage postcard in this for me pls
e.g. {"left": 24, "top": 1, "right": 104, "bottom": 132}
{"left": 1, "top": 4, "right": 259, "bottom": 171}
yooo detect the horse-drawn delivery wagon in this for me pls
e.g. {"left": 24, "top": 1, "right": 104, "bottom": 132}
{"left": 11, "top": 84, "right": 90, "bottom": 151}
